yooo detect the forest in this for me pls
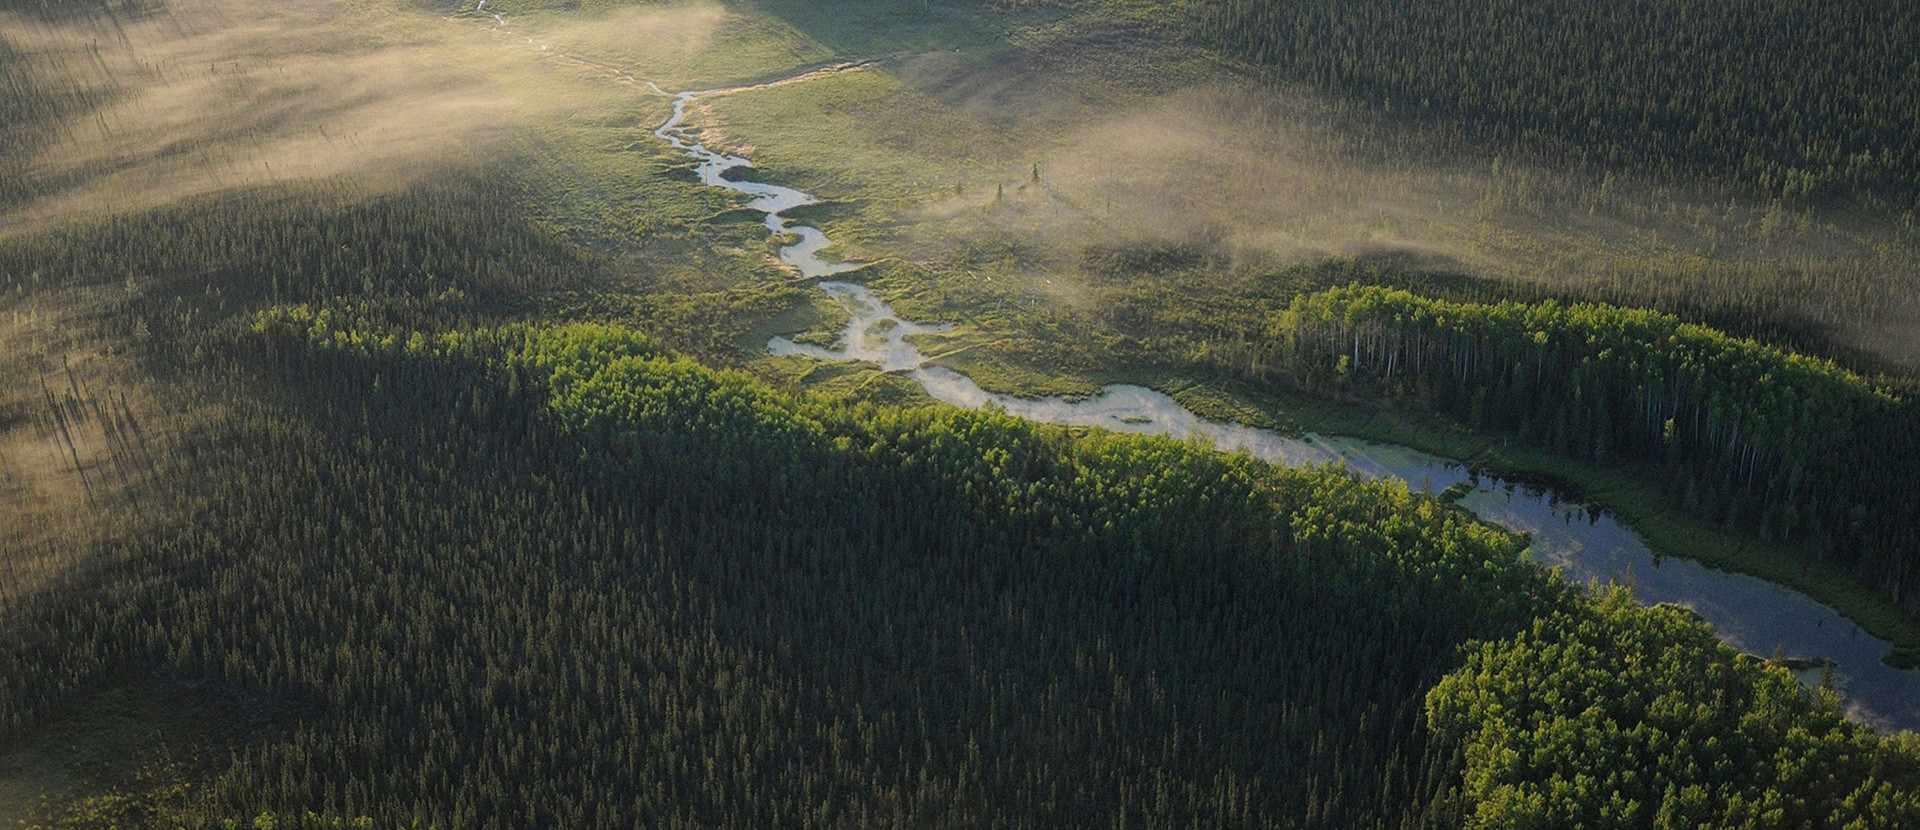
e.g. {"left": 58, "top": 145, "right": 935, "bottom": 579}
{"left": 1273, "top": 286, "right": 1920, "bottom": 613}
{"left": 7, "top": 293, "right": 1920, "bottom": 825}
{"left": 1193, "top": 0, "right": 1920, "bottom": 208}
{"left": 3, "top": 0, "right": 1919, "bottom": 825}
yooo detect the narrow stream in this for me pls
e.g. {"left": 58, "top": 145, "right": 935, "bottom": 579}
{"left": 755, "top": 276, "right": 1920, "bottom": 732}
{"left": 645, "top": 84, "right": 1920, "bottom": 733}
{"left": 455, "top": 0, "right": 1920, "bottom": 727}
{"left": 652, "top": 89, "right": 865, "bottom": 280}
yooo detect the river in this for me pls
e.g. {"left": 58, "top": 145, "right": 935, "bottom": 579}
{"left": 633, "top": 71, "right": 1920, "bottom": 733}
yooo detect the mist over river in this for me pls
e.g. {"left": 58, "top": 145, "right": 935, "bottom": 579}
{"left": 647, "top": 76, "right": 1920, "bottom": 734}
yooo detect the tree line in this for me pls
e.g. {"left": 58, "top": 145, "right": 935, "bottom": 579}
{"left": 12, "top": 291, "right": 1920, "bottom": 826}
{"left": 1190, "top": 0, "right": 1920, "bottom": 209}
{"left": 1427, "top": 587, "right": 1920, "bottom": 827}
{"left": 2, "top": 78, "right": 1917, "bottom": 822}
{"left": 1275, "top": 284, "right": 1920, "bottom": 614}
{"left": 3, "top": 305, "right": 1557, "bottom": 826}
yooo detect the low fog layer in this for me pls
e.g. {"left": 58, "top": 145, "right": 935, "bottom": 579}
{"left": 887, "top": 43, "right": 1920, "bottom": 367}
{"left": 6, "top": 0, "right": 1914, "bottom": 364}
{"left": 0, "top": 0, "right": 536, "bottom": 237}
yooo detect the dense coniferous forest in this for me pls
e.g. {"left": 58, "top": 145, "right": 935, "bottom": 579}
{"left": 1195, "top": 0, "right": 1920, "bottom": 207}
{"left": 0, "top": 177, "right": 1914, "bottom": 823}
{"left": 1275, "top": 286, "right": 1920, "bottom": 613}
{"left": 7, "top": 288, "right": 1920, "bottom": 825}
{"left": 4, "top": 0, "right": 1920, "bottom": 825}
{"left": 1428, "top": 589, "right": 1920, "bottom": 828}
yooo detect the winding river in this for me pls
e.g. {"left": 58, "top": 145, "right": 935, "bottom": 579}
{"left": 655, "top": 79, "right": 1920, "bottom": 735}
{"left": 466, "top": 3, "right": 1920, "bottom": 733}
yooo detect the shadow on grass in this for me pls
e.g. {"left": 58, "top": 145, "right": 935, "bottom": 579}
{"left": 0, "top": 0, "right": 157, "bottom": 24}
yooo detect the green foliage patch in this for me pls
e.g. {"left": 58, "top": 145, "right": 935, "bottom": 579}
{"left": 1275, "top": 285, "right": 1920, "bottom": 617}
{"left": 1429, "top": 589, "right": 1920, "bottom": 828}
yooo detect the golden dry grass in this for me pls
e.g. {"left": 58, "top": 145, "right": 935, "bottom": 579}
{"left": 0, "top": 0, "right": 756, "bottom": 240}
{"left": 1, "top": 1, "right": 493, "bottom": 236}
